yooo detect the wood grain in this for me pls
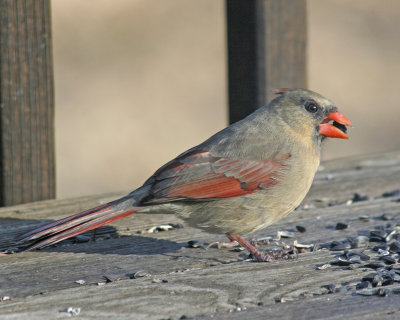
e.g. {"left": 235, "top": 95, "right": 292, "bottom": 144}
{"left": 0, "top": 0, "right": 55, "bottom": 206}
{"left": 0, "top": 151, "right": 400, "bottom": 319}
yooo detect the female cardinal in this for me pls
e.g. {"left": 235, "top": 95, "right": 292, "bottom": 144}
{"left": 19, "top": 89, "right": 351, "bottom": 261}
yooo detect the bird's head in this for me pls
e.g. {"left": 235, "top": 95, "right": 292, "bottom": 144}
{"left": 270, "top": 88, "right": 352, "bottom": 142}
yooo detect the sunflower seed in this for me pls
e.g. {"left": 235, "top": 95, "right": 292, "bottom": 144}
{"left": 324, "top": 284, "right": 336, "bottom": 293}
{"left": 380, "top": 213, "right": 394, "bottom": 221}
{"left": 357, "top": 289, "right": 378, "bottom": 296}
{"left": 364, "top": 261, "right": 386, "bottom": 269}
{"left": 187, "top": 240, "right": 201, "bottom": 248}
{"left": 389, "top": 241, "right": 400, "bottom": 254}
{"left": 353, "top": 193, "right": 369, "bottom": 202}
{"left": 382, "top": 189, "right": 400, "bottom": 198}
{"left": 373, "top": 244, "right": 389, "bottom": 251}
{"left": 362, "top": 273, "right": 378, "bottom": 283}
{"left": 370, "top": 230, "right": 388, "bottom": 240}
{"left": 380, "top": 255, "right": 397, "bottom": 265}
{"left": 295, "top": 225, "right": 307, "bottom": 233}
{"left": 329, "top": 240, "right": 351, "bottom": 251}
{"left": 356, "top": 281, "right": 372, "bottom": 290}
{"left": 336, "top": 222, "right": 349, "bottom": 230}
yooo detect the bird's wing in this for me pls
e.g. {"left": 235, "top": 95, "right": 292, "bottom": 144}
{"left": 140, "top": 148, "right": 288, "bottom": 204}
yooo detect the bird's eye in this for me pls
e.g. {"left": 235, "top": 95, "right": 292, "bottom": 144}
{"left": 305, "top": 102, "right": 319, "bottom": 113}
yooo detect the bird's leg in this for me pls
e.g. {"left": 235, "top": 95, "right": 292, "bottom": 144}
{"left": 226, "top": 233, "right": 297, "bottom": 262}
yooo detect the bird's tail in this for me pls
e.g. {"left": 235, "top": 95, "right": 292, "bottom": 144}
{"left": 17, "top": 198, "right": 137, "bottom": 251}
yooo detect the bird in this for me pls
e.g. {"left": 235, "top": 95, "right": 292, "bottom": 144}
{"left": 18, "top": 88, "right": 352, "bottom": 261}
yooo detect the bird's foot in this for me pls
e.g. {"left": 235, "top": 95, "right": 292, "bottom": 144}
{"left": 205, "top": 239, "right": 239, "bottom": 250}
{"left": 225, "top": 233, "right": 297, "bottom": 262}
{"left": 248, "top": 247, "right": 298, "bottom": 262}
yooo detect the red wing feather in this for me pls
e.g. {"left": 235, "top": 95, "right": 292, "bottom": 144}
{"left": 142, "top": 150, "right": 287, "bottom": 203}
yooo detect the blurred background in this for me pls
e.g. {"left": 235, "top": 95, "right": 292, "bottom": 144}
{"left": 52, "top": 0, "right": 400, "bottom": 199}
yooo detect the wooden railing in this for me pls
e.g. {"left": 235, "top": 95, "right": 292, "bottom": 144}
{"left": 0, "top": 0, "right": 306, "bottom": 206}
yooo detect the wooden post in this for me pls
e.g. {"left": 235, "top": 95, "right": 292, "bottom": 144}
{"left": 226, "top": 0, "right": 307, "bottom": 124}
{"left": 0, "top": 0, "right": 55, "bottom": 206}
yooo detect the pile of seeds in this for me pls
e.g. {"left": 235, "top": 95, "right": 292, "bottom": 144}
{"left": 316, "top": 206, "right": 400, "bottom": 297}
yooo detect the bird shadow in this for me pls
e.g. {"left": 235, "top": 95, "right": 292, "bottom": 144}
{"left": 1, "top": 217, "right": 184, "bottom": 256}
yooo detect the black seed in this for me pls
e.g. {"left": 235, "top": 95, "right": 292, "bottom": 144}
{"left": 336, "top": 222, "right": 348, "bottom": 230}
{"left": 352, "top": 193, "right": 369, "bottom": 202}
{"left": 257, "top": 302, "right": 265, "bottom": 306}
{"left": 362, "top": 273, "right": 378, "bottom": 283}
{"left": 335, "top": 286, "right": 348, "bottom": 293}
{"left": 331, "top": 259, "right": 352, "bottom": 266}
{"left": 187, "top": 240, "right": 201, "bottom": 248}
{"left": 348, "top": 255, "right": 362, "bottom": 264}
{"left": 380, "top": 256, "right": 397, "bottom": 265}
{"left": 352, "top": 250, "right": 371, "bottom": 261}
{"left": 371, "top": 230, "right": 388, "bottom": 238}
{"left": 382, "top": 276, "right": 394, "bottom": 286}
{"left": 389, "top": 241, "right": 400, "bottom": 254}
{"left": 382, "top": 189, "right": 400, "bottom": 198}
{"left": 388, "top": 271, "right": 400, "bottom": 282}
{"left": 392, "top": 265, "right": 400, "bottom": 272}
{"left": 369, "top": 237, "right": 386, "bottom": 243}
{"left": 380, "top": 213, "right": 394, "bottom": 221}
{"left": 364, "top": 261, "right": 386, "bottom": 269}
{"left": 359, "top": 215, "right": 370, "bottom": 222}
{"left": 330, "top": 241, "right": 351, "bottom": 251}
{"left": 373, "top": 244, "right": 389, "bottom": 251}
{"left": 357, "top": 289, "right": 378, "bottom": 296}
{"left": 356, "top": 281, "right": 371, "bottom": 290}
{"left": 324, "top": 284, "right": 336, "bottom": 293}
{"left": 296, "top": 225, "right": 307, "bottom": 233}
{"left": 332, "top": 121, "right": 347, "bottom": 133}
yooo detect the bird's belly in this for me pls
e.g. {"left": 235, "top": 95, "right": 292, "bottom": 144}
{"left": 172, "top": 159, "right": 318, "bottom": 235}
{"left": 171, "top": 186, "right": 308, "bottom": 235}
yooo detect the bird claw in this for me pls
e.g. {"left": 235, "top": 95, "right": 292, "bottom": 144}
{"left": 205, "top": 240, "right": 239, "bottom": 250}
{"left": 249, "top": 246, "right": 298, "bottom": 262}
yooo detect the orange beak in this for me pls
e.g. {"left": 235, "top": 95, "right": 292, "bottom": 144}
{"left": 319, "top": 112, "right": 352, "bottom": 139}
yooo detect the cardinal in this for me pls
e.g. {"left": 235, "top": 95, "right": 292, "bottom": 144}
{"left": 18, "top": 88, "right": 351, "bottom": 261}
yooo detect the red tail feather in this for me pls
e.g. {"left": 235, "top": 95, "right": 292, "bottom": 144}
{"left": 18, "top": 203, "right": 136, "bottom": 250}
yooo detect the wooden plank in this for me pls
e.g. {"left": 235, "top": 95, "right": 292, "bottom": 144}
{"left": 0, "top": 0, "right": 55, "bottom": 206}
{"left": 226, "top": 0, "right": 307, "bottom": 124}
{"left": 0, "top": 151, "right": 400, "bottom": 319}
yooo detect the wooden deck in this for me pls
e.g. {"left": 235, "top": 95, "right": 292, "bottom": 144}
{"left": 1, "top": 151, "right": 400, "bottom": 319}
